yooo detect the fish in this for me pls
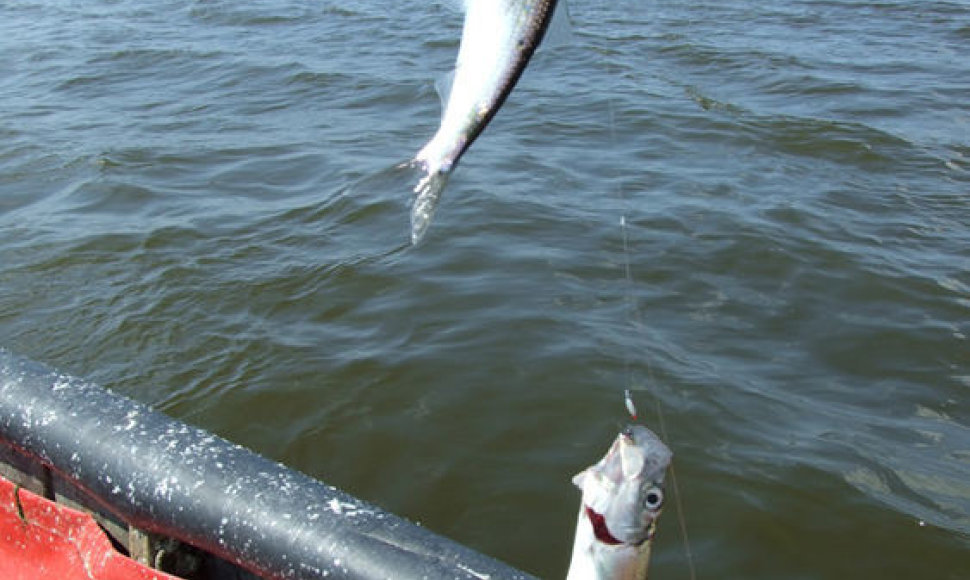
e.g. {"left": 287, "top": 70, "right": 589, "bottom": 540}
{"left": 407, "top": 0, "right": 565, "bottom": 243}
{"left": 566, "top": 424, "right": 672, "bottom": 580}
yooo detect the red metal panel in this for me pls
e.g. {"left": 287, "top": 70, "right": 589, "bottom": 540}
{"left": 0, "top": 475, "right": 182, "bottom": 580}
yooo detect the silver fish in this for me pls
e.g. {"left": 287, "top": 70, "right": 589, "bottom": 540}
{"left": 408, "top": 0, "right": 562, "bottom": 243}
{"left": 567, "top": 425, "right": 672, "bottom": 580}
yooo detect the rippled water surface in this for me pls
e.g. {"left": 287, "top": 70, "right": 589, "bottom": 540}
{"left": 2, "top": 0, "right": 969, "bottom": 577}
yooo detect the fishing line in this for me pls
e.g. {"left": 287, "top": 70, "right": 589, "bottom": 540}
{"left": 603, "top": 44, "right": 698, "bottom": 580}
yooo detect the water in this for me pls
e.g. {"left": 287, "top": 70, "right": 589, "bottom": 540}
{"left": 1, "top": 0, "right": 969, "bottom": 577}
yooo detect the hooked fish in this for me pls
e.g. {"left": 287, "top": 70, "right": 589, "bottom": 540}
{"left": 567, "top": 425, "right": 672, "bottom": 580}
{"left": 407, "top": 0, "right": 565, "bottom": 243}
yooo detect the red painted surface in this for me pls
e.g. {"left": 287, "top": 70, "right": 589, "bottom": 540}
{"left": 0, "top": 475, "right": 182, "bottom": 580}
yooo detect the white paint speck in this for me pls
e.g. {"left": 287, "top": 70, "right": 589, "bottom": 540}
{"left": 457, "top": 563, "right": 492, "bottom": 579}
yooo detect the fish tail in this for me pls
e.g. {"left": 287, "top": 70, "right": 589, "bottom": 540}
{"left": 407, "top": 161, "right": 450, "bottom": 245}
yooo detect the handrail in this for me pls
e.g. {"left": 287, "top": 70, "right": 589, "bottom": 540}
{"left": 0, "top": 348, "right": 535, "bottom": 580}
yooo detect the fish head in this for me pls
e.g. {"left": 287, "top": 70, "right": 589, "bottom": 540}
{"left": 572, "top": 424, "right": 672, "bottom": 547}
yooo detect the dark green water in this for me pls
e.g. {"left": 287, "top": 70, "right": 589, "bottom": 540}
{"left": 2, "top": 0, "right": 969, "bottom": 577}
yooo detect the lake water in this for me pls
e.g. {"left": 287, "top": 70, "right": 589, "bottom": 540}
{"left": 1, "top": 0, "right": 969, "bottom": 577}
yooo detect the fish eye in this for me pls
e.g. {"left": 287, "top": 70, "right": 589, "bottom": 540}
{"left": 644, "top": 487, "right": 664, "bottom": 510}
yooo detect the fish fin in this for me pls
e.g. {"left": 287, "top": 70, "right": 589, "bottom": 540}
{"left": 409, "top": 165, "right": 450, "bottom": 244}
{"left": 434, "top": 69, "right": 456, "bottom": 121}
{"left": 542, "top": 0, "right": 575, "bottom": 49}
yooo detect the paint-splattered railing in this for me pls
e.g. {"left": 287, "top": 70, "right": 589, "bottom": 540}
{"left": 0, "top": 348, "right": 534, "bottom": 580}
